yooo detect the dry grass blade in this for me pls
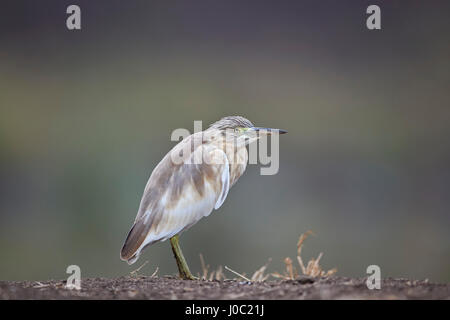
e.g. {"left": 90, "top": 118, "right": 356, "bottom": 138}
{"left": 271, "top": 272, "right": 287, "bottom": 280}
{"left": 197, "top": 254, "right": 225, "bottom": 281}
{"left": 130, "top": 260, "right": 149, "bottom": 277}
{"left": 151, "top": 266, "right": 159, "bottom": 278}
{"left": 250, "top": 258, "right": 272, "bottom": 282}
{"left": 323, "top": 267, "right": 338, "bottom": 277}
{"left": 297, "top": 230, "right": 314, "bottom": 256}
{"left": 285, "top": 257, "right": 295, "bottom": 280}
{"left": 215, "top": 265, "right": 225, "bottom": 281}
{"left": 32, "top": 281, "right": 50, "bottom": 289}
{"left": 199, "top": 253, "right": 209, "bottom": 280}
{"left": 224, "top": 266, "right": 251, "bottom": 282}
{"left": 297, "top": 230, "right": 314, "bottom": 274}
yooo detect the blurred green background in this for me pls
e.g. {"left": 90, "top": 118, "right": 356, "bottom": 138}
{"left": 1, "top": 1, "right": 449, "bottom": 282}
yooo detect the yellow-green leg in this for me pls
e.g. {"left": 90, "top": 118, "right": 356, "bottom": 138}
{"left": 170, "top": 235, "right": 197, "bottom": 280}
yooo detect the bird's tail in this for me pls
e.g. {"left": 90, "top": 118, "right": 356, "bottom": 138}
{"left": 120, "top": 223, "right": 147, "bottom": 265}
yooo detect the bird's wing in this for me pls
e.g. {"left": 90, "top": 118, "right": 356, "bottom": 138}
{"left": 120, "top": 134, "right": 230, "bottom": 264}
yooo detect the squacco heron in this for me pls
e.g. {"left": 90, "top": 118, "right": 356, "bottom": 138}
{"left": 120, "top": 116, "right": 286, "bottom": 279}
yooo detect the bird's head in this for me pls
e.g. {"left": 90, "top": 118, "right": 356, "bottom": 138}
{"left": 208, "top": 116, "right": 287, "bottom": 145}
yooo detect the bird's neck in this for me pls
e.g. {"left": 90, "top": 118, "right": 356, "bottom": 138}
{"left": 213, "top": 138, "right": 248, "bottom": 187}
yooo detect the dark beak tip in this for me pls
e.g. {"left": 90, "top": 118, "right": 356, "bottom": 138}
{"left": 252, "top": 127, "right": 287, "bottom": 134}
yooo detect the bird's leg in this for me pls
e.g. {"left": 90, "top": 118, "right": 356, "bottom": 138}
{"left": 169, "top": 235, "right": 197, "bottom": 280}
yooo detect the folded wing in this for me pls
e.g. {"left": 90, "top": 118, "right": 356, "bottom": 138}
{"left": 120, "top": 134, "right": 230, "bottom": 264}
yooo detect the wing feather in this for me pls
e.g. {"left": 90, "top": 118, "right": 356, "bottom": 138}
{"left": 214, "top": 151, "right": 230, "bottom": 209}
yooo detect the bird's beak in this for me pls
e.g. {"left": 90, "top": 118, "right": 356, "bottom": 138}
{"left": 249, "top": 127, "right": 288, "bottom": 135}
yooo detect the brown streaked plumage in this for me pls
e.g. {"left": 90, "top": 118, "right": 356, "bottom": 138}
{"left": 120, "top": 116, "right": 286, "bottom": 279}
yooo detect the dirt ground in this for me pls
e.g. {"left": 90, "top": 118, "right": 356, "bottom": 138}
{"left": 1, "top": 276, "right": 448, "bottom": 299}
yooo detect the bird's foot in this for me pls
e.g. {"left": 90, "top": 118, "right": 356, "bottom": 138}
{"left": 179, "top": 272, "right": 198, "bottom": 280}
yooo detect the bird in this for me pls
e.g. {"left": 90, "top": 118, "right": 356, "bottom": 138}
{"left": 120, "top": 116, "right": 287, "bottom": 280}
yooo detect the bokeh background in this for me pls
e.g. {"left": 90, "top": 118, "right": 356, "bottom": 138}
{"left": 1, "top": 1, "right": 449, "bottom": 282}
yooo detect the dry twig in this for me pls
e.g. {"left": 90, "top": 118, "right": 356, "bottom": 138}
{"left": 272, "top": 231, "right": 337, "bottom": 280}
